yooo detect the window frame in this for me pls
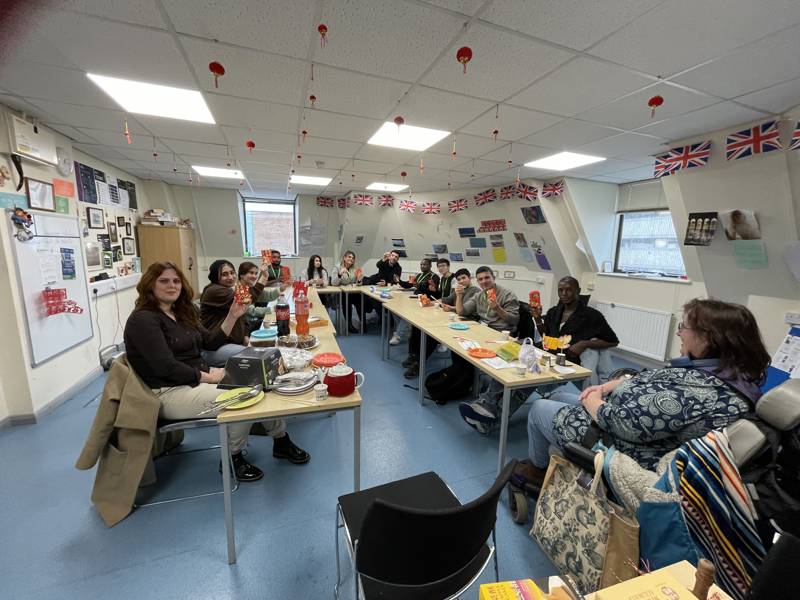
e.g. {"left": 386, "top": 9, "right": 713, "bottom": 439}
{"left": 612, "top": 208, "right": 687, "bottom": 277}
{"left": 241, "top": 195, "right": 299, "bottom": 257}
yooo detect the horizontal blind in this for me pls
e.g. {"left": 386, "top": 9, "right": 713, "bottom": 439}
{"left": 616, "top": 179, "right": 667, "bottom": 212}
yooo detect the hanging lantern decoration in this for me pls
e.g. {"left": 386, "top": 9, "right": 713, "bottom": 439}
{"left": 507, "top": 160, "right": 513, "bottom": 169}
{"left": 239, "top": 179, "right": 245, "bottom": 187}
{"left": 245, "top": 139, "right": 256, "bottom": 153}
{"left": 451, "top": 137, "right": 457, "bottom": 160}
{"left": 317, "top": 23, "right": 328, "bottom": 47}
{"left": 647, "top": 95, "right": 664, "bottom": 119}
{"left": 123, "top": 121, "right": 132, "bottom": 144}
{"left": 296, "top": 154, "right": 302, "bottom": 164}
{"left": 152, "top": 151, "right": 159, "bottom": 161}
{"left": 226, "top": 160, "right": 231, "bottom": 167}
{"left": 419, "top": 156, "right": 424, "bottom": 175}
{"left": 515, "top": 168, "right": 521, "bottom": 187}
{"left": 393, "top": 115, "right": 404, "bottom": 133}
{"left": 456, "top": 46, "right": 473, "bottom": 74}
{"left": 492, "top": 129, "right": 499, "bottom": 142}
{"left": 208, "top": 61, "right": 225, "bottom": 88}
{"left": 400, "top": 170, "right": 407, "bottom": 183}
{"left": 309, "top": 94, "right": 317, "bottom": 108}
{"left": 301, "top": 129, "right": 308, "bottom": 143}
{"left": 351, "top": 173, "right": 356, "bottom": 183}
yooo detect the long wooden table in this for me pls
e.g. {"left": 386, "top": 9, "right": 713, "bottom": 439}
{"left": 216, "top": 288, "right": 360, "bottom": 564}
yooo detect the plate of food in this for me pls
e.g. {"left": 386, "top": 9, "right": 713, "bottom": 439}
{"left": 271, "top": 372, "right": 317, "bottom": 395}
{"left": 467, "top": 347, "right": 496, "bottom": 359}
{"left": 448, "top": 322, "right": 470, "bottom": 330}
{"left": 312, "top": 352, "right": 346, "bottom": 368}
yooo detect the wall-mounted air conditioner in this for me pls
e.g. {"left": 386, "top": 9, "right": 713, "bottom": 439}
{"left": 7, "top": 114, "right": 58, "bottom": 167}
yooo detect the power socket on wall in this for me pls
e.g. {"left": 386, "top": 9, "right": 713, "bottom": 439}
{"left": 786, "top": 312, "right": 800, "bottom": 325}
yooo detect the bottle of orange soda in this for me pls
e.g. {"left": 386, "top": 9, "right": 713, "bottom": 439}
{"left": 295, "top": 290, "right": 310, "bottom": 336}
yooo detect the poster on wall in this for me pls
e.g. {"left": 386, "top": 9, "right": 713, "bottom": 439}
{"left": 75, "top": 162, "right": 98, "bottom": 204}
{"left": 469, "top": 237, "right": 487, "bottom": 248}
{"left": 477, "top": 219, "right": 506, "bottom": 232}
{"left": 519, "top": 247, "right": 535, "bottom": 263}
{"left": 521, "top": 206, "right": 546, "bottom": 225}
{"left": 733, "top": 240, "right": 768, "bottom": 269}
{"left": 490, "top": 234, "right": 505, "bottom": 248}
{"left": 720, "top": 209, "right": 761, "bottom": 240}
{"left": 60, "top": 247, "right": 76, "bottom": 280}
{"left": 458, "top": 227, "right": 476, "bottom": 238}
{"left": 465, "top": 248, "right": 480, "bottom": 257}
{"left": 531, "top": 241, "right": 552, "bottom": 271}
{"left": 395, "top": 249, "right": 408, "bottom": 258}
{"left": 492, "top": 248, "right": 507, "bottom": 263}
{"left": 354, "top": 234, "right": 365, "bottom": 245}
{"left": 684, "top": 211, "right": 718, "bottom": 246}
{"left": 432, "top": 244, "right": 448, "bottom": 254}
{"left": 513, "top": 232, "right": 528, "bottom": 248}
{"left": 449, "top": 252, "right": 463, "bottom": 262}
{"left": 391, "top": 238, "right": 405, "bottom": 248}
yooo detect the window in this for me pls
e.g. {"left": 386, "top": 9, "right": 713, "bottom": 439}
{"left": 614, "top": 210, "right": 687, "bottom": 277}
{"left": 242, "top": 198, "right": 297, "bottom": 256}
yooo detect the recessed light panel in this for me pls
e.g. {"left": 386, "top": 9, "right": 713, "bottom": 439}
{"left": 192, "top": 166, "right": 242, "bottom": 178}
{"left": 524, "top": 151, "right": 605, "bottom": 171}
{"left": 365, "top": 182, "right": 408, "bottom": 192}
{"left": 290, "top": 174, "right": 332, "bottom": 186}
{"left": 367, "top": 122, "right": 450, "bottom": 152}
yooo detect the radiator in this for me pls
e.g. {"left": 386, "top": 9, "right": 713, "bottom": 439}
{"left": 590, "top": 301, "right": 672, "bottom": 362}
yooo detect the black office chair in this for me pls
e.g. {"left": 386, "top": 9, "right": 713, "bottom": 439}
{"left": 335, "top": 460, "right": 517, "bottom": 599}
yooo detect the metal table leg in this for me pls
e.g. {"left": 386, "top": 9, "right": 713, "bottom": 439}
{"left": 418, "top": 330, "right": 427, "bottom": 405}
{"left": 381, "top": 305, "right": 387, "bottom": 360}
{"left": 344, "top": 290, "right": 350, "bottom": 337}
{"left": 497, "top": 386, "right": 511, "bottom": 474}
{"left": 353, "top": 406, "right": 361, "bottom": 491}
{"left": 220, "top": 424, "right": 236, "bottom": 564}
{"left": 360, "top": 293, "right": 364, "bottom": 335}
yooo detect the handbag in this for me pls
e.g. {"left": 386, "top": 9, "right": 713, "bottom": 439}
{"left": 531, "top": 453, "right": 639, "bottom": 595}
{"left": 517, "top": 337, "right": 536, "bottom": 367}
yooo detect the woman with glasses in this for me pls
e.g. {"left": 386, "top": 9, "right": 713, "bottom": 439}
{"left": 518, "top": 298, "right": 770, "bottom": 484}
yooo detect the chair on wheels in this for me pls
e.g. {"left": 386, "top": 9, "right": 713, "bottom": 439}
{"left": 334, "top": 460, "right": 516, "bottom": 599}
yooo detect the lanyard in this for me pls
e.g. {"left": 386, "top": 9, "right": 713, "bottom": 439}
{"left": 417, "top": 271, "right": 432, "bottom": 285}
{"left": 439, "top": 273, "right": 452, "bottom": 293}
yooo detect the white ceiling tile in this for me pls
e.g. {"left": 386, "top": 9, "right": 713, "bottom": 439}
{"left": 73, "top": 127, "right": 172, "bottom": 152}
{"left": 589, "top": 0, "right": 800, "bottom": 77}
{"left": 421, "top": 23, "right": 575, "bottom": 101}
{"left": 139, "top": 117, "right": 225, "bottom": 144}
{"left": 395, "top": 86, "right": 493, "bottom": 132}
{"left": 39, "top": 12, "right": 195, "bottom": 87}
{"left": 45, "top": 124, "right": 102, "bottom": 144}
{"left": 114, "top": 147, "right": 180, "bottom": 163}
{"left": 181, "top": 38, "right": 308, "bottom": 105}
{"left": 205, "top": 95, "right": 300, "bottom": 134}
{"left": 588, "top": 175, "right": 628, "bottom": 183}
{"left": 160, "top": 140, "right": 229, "bottom": 159}
{"left": 0, "top": 94, "right": 51, "bottom": 117}
{"left": 735, "top": 78, "right": 800, "bottom": 114}
{"left": 355, "top": 145, "right": 418, "bottom": 164}
{"left": 636, "top": 102, "right": 768, "bottom": 142}
{"left": 574, "top": 132, "right": 669, "bottom": 158}
{"left": 295, "top": 155, "right": 352, "bottom": 171}
{"left": 672, "top": 25, "right": 800, "bottom": 98}
{"left": 346, "top": 159, "right": 398, "bottom": 174}
{"left": 459, "top": 105, "right": 563, "bottom": 140}
{"left": 0, "top": 62, "right": 117, "bottom": 109}
{"left": 163, "top": 0, "right": 314, "bottom": 59}
{"left": 508, "top": 57, "right": 654, "bottom": 117}
{"left": 26, "top": 99, "right": 145, "bottom": 132}
{"left": 221, "top": 126, "right": 295, "bottom": 154}
{"left": 72, "top": 143, "right": 130, "bottom": 162}
{"left": 315, "top": 0, "right": 464, "bottom": 81}
{"left": 567, "top": 158, "right": 649, "bottom": 177}
{"left": 480, "top": 0, "right": 663, "bottom": 51}
{"left": 602, "top": 165, "right": 657, "bottom": 182}
{"left": 298, "top": 137, "right": 360, "bottom": 158}
{"left": 300, "top": 111, "right": 382, "bottom": 143}
{"left": 414, "top": 153, "right": 465, "bottom": 170}
{"left": 577, "top": 82, "right": 716, "bottom": 131}
{"left": 309, "top": 65, "right": 412, "bottom": 120}
{"left": 427, "top": 133, "right": 499, "bottom": 159}
{"left": 422, "top": 0, "right": 485, "bottom": 16}
{"left": 60, "top": 1, "right": 167, "bottom": 28}
{"left": 2, "top": 25, "right": 79, "bottom": 70}
{"left": 453, "top": 158, "right": 508, "bottom": 175}
{"left": 478, "top": 142, "right": 554, "bottom": 165}
{"left": 521, "top": 119, "right": 622, "bottom": 149}
{"left": 101, "top": 158, "right": 150, "bottom": 175}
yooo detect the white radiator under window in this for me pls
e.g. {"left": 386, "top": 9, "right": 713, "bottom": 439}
{"left": 590, "top": 301, "right": 672, "bottom": 362}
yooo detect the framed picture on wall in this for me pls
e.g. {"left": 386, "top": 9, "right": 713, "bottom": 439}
{"left": 108, "top": 221, "right": 118, "bottom": 243}
{"left": 25, "top": 178, "right": 56, "bottom": 212}
{"left": 122, "top": 237, "right": 136, "bottom": 255}
{"left": 112, "top": 245, "right": 123, "bottom": 262}
{"left": 102, "top": 251, "right": 113, "bottom": 269}
{"left": 125, "top": 222, "right": 131, "bottom": 236}
{"left": 117, "top": 216, "right": 126, "bottom": 227}
{"left": 87, "top": 206, "right": 105, "bottom": 229}
{"left": 85, "top": 241, "right": 102, "bottom": 272}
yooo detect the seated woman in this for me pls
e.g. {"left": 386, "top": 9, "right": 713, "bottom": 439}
{"left": 306, "top": 254, "right": 330, "bottom": 307}
{"left": 238, "top": 261, "right": 281, "bottom": 334}
{"left": 124, "top": 261, "right": 310, "bottom": 482}
{"left": 331, "top": 250, "right": 363, "bottom": 333}
{"left": 521, "top": 298, "right": 770, "bottom": 484}
{"left": 200, "top": 259, "right": 266, "bottom": 366}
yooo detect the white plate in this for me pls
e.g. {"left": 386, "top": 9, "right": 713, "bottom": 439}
{"left": 273, "top": 379, "right": 316, "bottom": 395}
{"left": 553, "top": 365, "right": 576, "bottom": 374}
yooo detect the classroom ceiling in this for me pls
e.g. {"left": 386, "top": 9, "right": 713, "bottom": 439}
{"left": 2, "top": 0, "right": 800, "bottom": 198}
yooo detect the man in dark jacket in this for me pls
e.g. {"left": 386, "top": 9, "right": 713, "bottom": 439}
{"left": 366, "top": 250, "right": 402, "bottom": 285}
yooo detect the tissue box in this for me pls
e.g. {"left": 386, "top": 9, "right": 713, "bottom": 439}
{"left": 218, "top": 347, "right": 281, "bottom": 390}
{"left": 478, "top": 579, "right": 544, "bottom": 600}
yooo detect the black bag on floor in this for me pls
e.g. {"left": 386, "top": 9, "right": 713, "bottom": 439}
{"left": 425, "top": 362, "right": 474, "bottom": 404}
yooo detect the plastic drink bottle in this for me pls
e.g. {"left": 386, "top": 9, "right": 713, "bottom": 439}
{"left": 276, "top": 296, "right": 291, "bottom": 336}
{"left": 295, "top": 291, "right": 310, "bottom": 336}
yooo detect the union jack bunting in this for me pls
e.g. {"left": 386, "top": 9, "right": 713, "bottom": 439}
{"left": 378, "top": 194, "right": 395, "bottom": 207}
{"left": 515, "top": 183, "right": 537, "bottom": 202}
{"left": 316, "top": 196, "right": 333, "bottom": 207}
{"left": 499, "top": 185, "right": 515, "bottom": 200}
{"left": 337, "top": 197, "right": 349, "bottom": 209}
{"left": 726, "top": 120, "right": 782, "bottom": 161}
{"left": 473, "top": 188, "right": 496, "bottom": 206}
{"left": 421, "top": 202, "right": 440, "bottom": 214}
{"left": 399, "top": 199, "right": 416, "bottom": 213}
{"left": 448, "top": 198, "right": 467, "bottom": 213}
{"left": 654, "top": 141, "right": 712, "bottom": 178}
{"left": 352, "top": 193, "right": 374, "bottom": 206}
{"left": 541, "top": 180, "right": 564, "bottom": 198}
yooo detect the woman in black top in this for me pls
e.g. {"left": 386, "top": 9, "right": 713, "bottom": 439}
{"left": 306, "top": 254, "right": 330, "bottom": 307}
{"left": 124, "top": 261, "right": 310, "bottom": 482}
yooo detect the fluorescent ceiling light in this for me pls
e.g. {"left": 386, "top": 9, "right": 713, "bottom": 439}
{"left": 192, "top": 165, "right": 242, "bottom": 179}
{"left": 366, "top": 182, "right": 408, "bottom": 192}
{"left": 290, "top": 174, "right": 332, "bottom": 186}
{"left": 367, "top": 122, "right": 450, "bottom": 152}
{"left": 87, "top": 74, "right": 215, "bottom": 123}
{"left": 524, "top": 151, "right": 605, "bottom": 171}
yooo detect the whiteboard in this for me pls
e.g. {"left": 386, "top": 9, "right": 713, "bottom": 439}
{"left": 9, "top": 211, "right": 94, "bottom": 366}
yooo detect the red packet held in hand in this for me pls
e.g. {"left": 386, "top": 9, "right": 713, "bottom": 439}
{"left": 234, "top": 283, "right": 252, "bottom": 305}
{"left": 487, "top": 288, "right": 497, "bottom": 303}
{"left": 262, "top": 249, "right": 273, "bottom": 263}
{"left": 280, "top": 266, "right": 290, "bottom": 283}
{"left": 529, "top": 290, "right": 541, "bottom": 308}
{"left": 354, "top": 267, "right": 363, "bottom": 281}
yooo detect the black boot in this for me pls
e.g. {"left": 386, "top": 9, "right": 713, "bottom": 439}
{"left": 273, "top": 433, "right": 311, "bottom": 464}
{"left": 402, "top": 354, "right": 418, "bottom": 368}
{"left": 219, "top": 451, "right": 263, "bottom": 482}
{"left": 403, "top": 361, "right": 419, "bottom": 379}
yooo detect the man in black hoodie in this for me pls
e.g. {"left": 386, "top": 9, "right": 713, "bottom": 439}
{"left": 391, "top": 258, "right": 440, "bottom": 345}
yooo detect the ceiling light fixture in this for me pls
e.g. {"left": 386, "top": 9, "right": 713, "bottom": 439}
{"left": 366, "top": 182, "right": 408, "bottom": 192}
{"left": 367, "top": 122, "right": 450, "bottom": 152}
{"left": 524, "top": 151, "right": 605, "bottom": 171}
{"left": 191, "top": 166, "right": 243, "bottom": 178}
{"left": 289, "top": 174, "right": 332, "bottom": 186}
{"left": 87, "top": 74, "right": 215, "bottom": 123}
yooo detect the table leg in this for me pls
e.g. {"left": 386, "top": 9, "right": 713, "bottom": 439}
{"left": 344, "top": 291, "right": 350, "bottom": 337}
{"left": 381, "top": 305, "right": 387, "bottom": 360}
{"left": 360, "top": 293, "right": 364, "bottom": 335}
{"left": 418, "top": 330, "right": 427, "bottom": 405}
{"left": 353, "top": 406, "right": 361, "bottom": 491}
{"left": 220, "top": 424, "right": 236, "bottom": 564}
{"left": 497, "top": 386, "right": 511, "bottom": 475}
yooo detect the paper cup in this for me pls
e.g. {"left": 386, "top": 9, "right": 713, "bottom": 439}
{"left": 314, "top": 383, "right": 328, "bottom": 402}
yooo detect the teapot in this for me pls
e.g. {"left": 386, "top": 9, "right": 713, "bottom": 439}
{"left": 323, "top": 363, "right": 365, "bottom": 397}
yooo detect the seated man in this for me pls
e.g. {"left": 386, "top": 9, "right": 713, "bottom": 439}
{"left": 365, "top": 250, "right": 402, "bottom": 286}
{"left": 266, "top": 249, "right": 290, "bottom": 286}
{"left": 426, "top": 258, "right": 455, "bottom": 300}
{"left": 457, "top": 267, "right": 522, "bottom": 433}
{"left": 390, "top": 258, "right": 440, "bottom": 345}
{"left": 402, "top": 268, "right": 477, "bottom": 378}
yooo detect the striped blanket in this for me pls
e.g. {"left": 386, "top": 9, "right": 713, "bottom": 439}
{"left": 675, "top": 430, "right": 766, "bottom": 600}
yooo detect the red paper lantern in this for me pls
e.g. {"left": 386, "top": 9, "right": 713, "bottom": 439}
{"left": 301, "top": 129, "right": 308, "bottom": 143}
{"left": 245, "top": 139, "right": 256, "bottom": 153}
{"left": 208, "top": 61, "right": 225, "bottom": 88}
{"left": 507, "top": 159, "right": 513, "bottom": 169}
{"left": 152, "top": 152, "right": 158, "bottom": 161}
{"left": 400, "top": 171, "right": 407, "bottom": 182}
{"left": 123, "top": 121, "right": 132, "bottom": 145}
{"left": 648, "top": 95, "right": 664, "bottom": 118}
{"left": 309, "top": 94, "right": 317, "bottom": 108}
{"left": 492, "top": 129, "right": 499, "bottom": 142}
{"left": 296, "top": 154, "right": 302, "bottom": 164}
{"left": 317, "top": 24, "right": 328, "bottom": 46}
{"left": 451, "top": 138, "right": 457, "bottom": 160}
{"left": 393, "top": 115, "right": 404, "bottom": 133}
{"left": 456, "top": 46, "right": 473, "bottom": 74}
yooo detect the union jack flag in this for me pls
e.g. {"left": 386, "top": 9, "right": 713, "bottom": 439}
{"left": 421, "top": 202, "right": 440, "bottom": 214}
{"left": 378, "top": 194, "right": 395, "bottom": 207}
{"left": 399, "top": 200, "right": 416, "bottom": 213}
{"left": 499, "top": 185, "right": 515, "bottom": 200}
{"left": 353, "top": 193, "right": 374, "bottom": 206}
{"left": 654, "top": 141, "right": 712, "bottom": 178}
{"left": 316, "top": 196, "right": 333, "bottom": 207}
{"left": 515, "top": 183, "right": 537, "bottom": 202}
{"left": 726, "top": 120, "right": 782, "bottom": 161}
{"left": 474, "top": 188, "right": 496, "bottom": 206}
{"left": 541, "top": 180, "right": 564, "bottom": 198}
{"left": 448, "top": 198, "right": 467, "bottom": 213}
{"left": 337, "top": 197, "right": 349, "bottom": 209}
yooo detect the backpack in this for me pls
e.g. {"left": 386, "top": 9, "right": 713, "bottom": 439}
{"left": 424, "top": 363, "right": 474, "bottom": 404}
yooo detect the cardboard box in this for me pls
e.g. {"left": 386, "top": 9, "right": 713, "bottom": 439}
{"left": 218, "top": 347, "right": 280, "bottom": 390}
{"left": 594, "top": 571, "right": 694, "bottom": 600}
{"left": 479, "top": 579, "right": 544, "bottom": 600}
